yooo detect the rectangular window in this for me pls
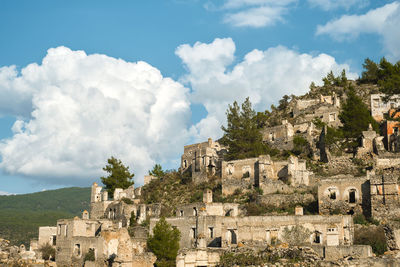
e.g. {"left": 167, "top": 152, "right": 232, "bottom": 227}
{"left": 191, "top": 228, "right": 197, "bottom": 239}
{"left": 209, "top": 227, "right": 214, "bottom": 238}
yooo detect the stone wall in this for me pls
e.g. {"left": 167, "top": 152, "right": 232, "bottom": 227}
{"left": 152, "top": 214, "right": 354, "bottom": 250}
{"left": 181, "top": 138, "right": 224, "bottom": 184}
{"left": 318, "top": 175, "right": 370, "bottom": 216}
{"left": 371, "top": 94, "right": 400, "bottom": 122}
{"left": 312, "top": 245, "right": 372, "bottom": 260}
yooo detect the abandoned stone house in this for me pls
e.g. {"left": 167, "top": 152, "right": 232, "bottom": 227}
{"left": 29, "top": 226, "right": 57, "bottom": 259}
{"left": 371, "top": 94, "right": 400, "bottom": 122}
{"left": 150, "top": 190, "right": 370, "bottom": 266}
{"left": 55, "top": 216, "right": 155, "bottom": 267}
{"left": 318, "top": 175, "right": 370, "bottom": 216}
{"left": 51, "top": 183, "right": 161, "bottom": 267}
{"left": 180, "top": 138, "right": 226, "bottom": 184}
{"left": 317, "top": 169, "right": 400, "bottom": 222}
{"left": 221, "top": 154, "right": 311, "bottom": 195}
{"left": 292, "top": 94, "right": 341, "bottom": 127}
{"left": 90, "top": 182, "right": 160, "bottom": 225}
{"left": 369, "top": 170, "right": 400, "bottom": 221}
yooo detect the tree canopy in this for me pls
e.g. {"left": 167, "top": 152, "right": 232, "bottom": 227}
{"left": 339, "top": 87, "right": 378, "bottom": 141}
{"left": 148, "top": 164, "right": 166, "bottom": 178}
{"left": 100, "top": 156, "right": 134, "bottom": 198}
{"left": 360, "top": 57, "right": 400, "bottom": 96}
{"left": 147, "top": 217, "right": 180, "bottom": 267}
{"left": 220, "top": 98, "right": 273, "bottom": 160}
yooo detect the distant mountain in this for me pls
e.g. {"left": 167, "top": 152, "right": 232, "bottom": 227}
{"left": 0, "top": 187, "right": 90, "bottom": 246}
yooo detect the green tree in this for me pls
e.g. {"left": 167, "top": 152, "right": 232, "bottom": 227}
{"left": 379, "top": 59, "right": 400, "bottom": 96}
{"left": 148, "top": 164, "right": 166, "bottom": 178}
{"left": 100, "top": 156, "right": 134, "bottom": 198}
{"left": 360, "top": 58, "right": 379, "bottom": 83}
{"left": 339, "top": 87, "right": 378, "bottom": 143}
{"left": 39, "top": 243, "right": 56, "bottom": 260}
{"left": 147, "top": 217, "right": 180, "bottom": 267}
{"left": 292, "top": 135, "right": 312, "bottom": 158}
{"left": 220, "top": 98, "right": 271, "bottom": 160}
{"left": 278, "top": 95, "right": 290, "bottom": 111}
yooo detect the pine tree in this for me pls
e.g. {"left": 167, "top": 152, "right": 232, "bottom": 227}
{"left": 147, "top": 217, "right": 180, "bottom": 267}
{"left": 148, "top": 164, "right": 166, "bottom": 178}
{"left": 339, "top": 87, "right": 378, "bottom": 141}
{"left": 220, "top": 98, "right": 270, "bottom": 160}
{"left": 100, "top": 156, "right": 134, "bottom": 198}
{"left": 360, "top": 58, "right": 379, "bottom": 83}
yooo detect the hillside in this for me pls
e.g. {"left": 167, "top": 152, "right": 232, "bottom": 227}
{"left": 0, "top": 187, "right": 90, "bottom": 246}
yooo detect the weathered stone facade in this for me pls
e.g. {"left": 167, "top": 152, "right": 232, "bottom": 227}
{"left": 181, "top": 138, "right": 225, "bottom": 184}
{"left": 371, "top": 94, "right": 400, "bottom": 122}
{"left": 221, "top": 155, "right": 311, "bottom": 195}
{"left": 55, "top": 214, "right": 155, "bottom": 267}
{"left": 318, "top": 175, "right": 370, "bottom": 216}
{"left": 369, "top": 171, "right": 400, "bottom": 221}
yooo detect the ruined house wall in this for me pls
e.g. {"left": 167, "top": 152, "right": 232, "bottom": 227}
{"left": 295, "top": 99, "right": 320, "bottom": 112}
{"left": 154, "top": 215, "right": 354, "bottom": 251}
{"left": 222, "top": 155, "right": 310, "bottom": 196}
{"left": 38, "top": 227, "right": 57, "bottom": 247}
{"left": 176, "top": 249, "right": 222, "bottom": 267}
{"left": 175, "top": 203, "right": 239, "bottom": 218}
{"left": 370, "top": 173, "right": 400, "bottom": 220}
{"left": 371, "top": 94, "right": 400, "bottom": 122}
{"left": 318, "top": 176, "right": 369, "bottom": 216}
{"left": 383, "top": 120, "right": 400, "bottom": 152}
{"left": 221, "top": 158, "right": 258, "bottom": 196}
{"left": 56, "top": 218, "right": 153, "bottom": 267}
{"left": 261, "top": 122, "right": 294, "bottom": 143}
{"left": 181, "top": 138, "right": 223, "bottom": 184}
{"left": 56, "top": 219, "right": 104, "bottom": 267}
{"left": 219, "top": 215, "right": 353, "bottom": 247}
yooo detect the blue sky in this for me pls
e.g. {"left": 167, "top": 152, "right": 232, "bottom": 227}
{"left": 0, "top": 0, "right": 399, "bottom": 194}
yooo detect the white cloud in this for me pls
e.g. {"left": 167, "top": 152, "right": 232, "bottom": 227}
{"left": 176, "top": 38, "right": 357, "bottom": 141}
{"left": 316, "top": 2, "right": 400, "bottom": 60}
{"left": 308, "top": 0, "right": 369, "bottom": 11}
{"left": 0, "top": 66, "right": 34, "bottom": 117}
{"left": 0, "top": 47, "right": 191, "bottom": 186}
{"left": 0, "top": 190, "right": 13, "bottom": 195}
{"left": 206, "top": 0, "right": 297, "bottom": 28}
{"left": 224, "top": 5, "right": 287, "bottom": 27}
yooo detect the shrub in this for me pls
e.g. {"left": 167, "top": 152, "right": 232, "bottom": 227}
{"left": 39, "top": 243, "right": 55, "bottom": 261}
{"left": 121, "top": 197, "right": 133, "bottom": 204}
{"left": 83, "top": 248, "right": 95, "bottom": 262}
{"left": 354, "top": 226, "right": 387, "bottom": 255}
{"left": 354, "top": 214, "right": 368, "bottom": 225}
{"left": 292, "top": 135, "right": 312, "bottom": 158}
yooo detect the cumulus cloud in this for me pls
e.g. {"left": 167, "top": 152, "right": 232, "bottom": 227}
{"left": 0, "top": 47, "right": 191, "bottom": 185}
{"left": 308, "top": 0, "right": 369, "bottom": 11}
{"left": 316, "top": 2, "right": 400, "bottom": 60}
{"left": 206, "top": 0, "right": 297, "bottom": 28}
{"left": 176, "top": 38, "right": 357, "bottom": 141}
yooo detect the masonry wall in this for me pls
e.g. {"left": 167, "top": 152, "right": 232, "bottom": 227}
{"left": 371, "top": 94, "right": 400, "bottom": 122}
{"left": 151, "top": 215, "right": 354, "bottom": 250}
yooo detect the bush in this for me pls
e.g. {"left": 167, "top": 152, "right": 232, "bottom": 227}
{"left": 83, "top": 248, "right": 95, "bottom": 262}
{"left": 292, "top": 135, "right": 312, "bottom": 158}
{"left": 39, "top": 243, "right": 55, "bottom": 261}
{"left": 353, "top": 214, "right": 368, "bottom": 225}
{"left": 354, "top": 226, "right": 387, "bottom": 255}
{"left": 121, "top": 197, "right": 133, "bottom": 204}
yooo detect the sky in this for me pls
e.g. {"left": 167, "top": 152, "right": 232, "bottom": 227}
{"left": 0, "top": 0, "right": 399, "bottom": 194}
